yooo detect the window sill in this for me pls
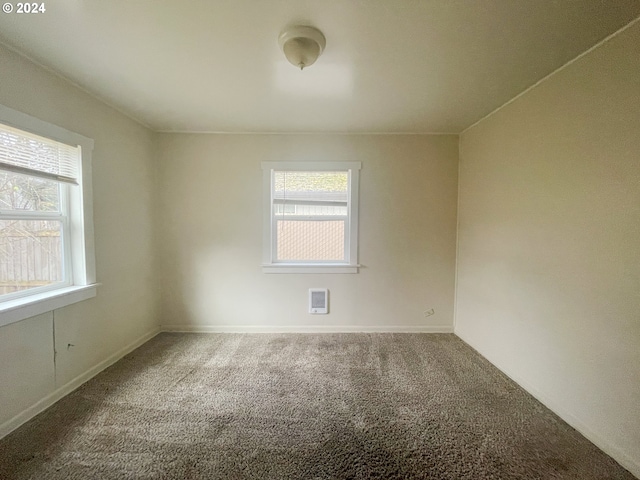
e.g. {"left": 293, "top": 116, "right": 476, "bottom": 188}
{"left": 0, "top": 284, "right": 99, "bottom": 328}
{"left": 262, "top": 264, "right": 359, "bottom": 274}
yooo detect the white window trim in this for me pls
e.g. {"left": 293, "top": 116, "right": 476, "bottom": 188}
{"left": 0, "top": 104, "right": 98, "bottom": 327}
{"left": 261, "top": 161, "right": 361, "bottom": 274}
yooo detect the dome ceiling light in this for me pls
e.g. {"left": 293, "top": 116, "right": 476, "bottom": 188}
{"left": 278, "top": 26, "right": 326, "bottom": 70}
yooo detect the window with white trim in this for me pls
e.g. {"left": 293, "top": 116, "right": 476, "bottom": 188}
{"left": 0, "top": 105, "right": 96, "bottom": 326}
{"left": 262, "top": 162, "right": 360, "bottom": 273}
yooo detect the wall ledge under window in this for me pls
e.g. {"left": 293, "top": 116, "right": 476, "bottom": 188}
{"left": 262, "top": 264, "right": 359, "bottom": 274}
{"left": 0, "top": 284, "right": 99, "bottom": 327}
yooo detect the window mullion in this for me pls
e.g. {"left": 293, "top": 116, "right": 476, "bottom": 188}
{"left": 277, "top": 215, "right": 347, "bottom": 221}
{"left": 0, "top": 211, "right": 64, "bottom": 220}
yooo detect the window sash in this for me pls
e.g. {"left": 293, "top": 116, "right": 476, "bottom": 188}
{"left": 0, "top": 211, "right": 63, "bottom": 219}
{"left": 273, "top": 198, "right": 347, "bottom": 207}
{"left": 272, "top": 194, "right": 351, "bottom": 262}
{"left": 271, "top": 169, "right": 352, "bottom": 264}
{"left": 273, "top": 215, "right": 348, "bottom": 221}
{"left": 0, "top": 175, "right": 72, "bottom": 300}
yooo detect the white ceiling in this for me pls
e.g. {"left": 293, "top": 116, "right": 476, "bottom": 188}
{"left": 1, "top": 1, "right": 639, "bottom": 133}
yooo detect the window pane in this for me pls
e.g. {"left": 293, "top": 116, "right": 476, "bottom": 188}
{"left": 274, "top": 171, "right": 348, "bottom": 204}
{"left": 277, "top": 220, "right": 345, "bottom": 261}
{"left": 0, "top": 219, "right": 63, "bottom": 296}
{"left": 0, "top": 171, "right": 60, "bottom": 212}
{"left": 273, "top": 171, "right": 348, "bottom": 262}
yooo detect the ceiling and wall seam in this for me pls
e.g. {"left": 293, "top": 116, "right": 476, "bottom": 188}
{"left": 460, "top": 14, "right": 640, "bottom": 136}
{"left": 0, "top": 40, "right": 153, "bottom": 131}
{"left": 155, "top": 130, "right": 460, "bottom": 136}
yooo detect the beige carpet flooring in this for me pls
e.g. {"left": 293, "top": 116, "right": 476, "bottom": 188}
{"left": 0, "top": 332, "right": 635, "bottom": 479}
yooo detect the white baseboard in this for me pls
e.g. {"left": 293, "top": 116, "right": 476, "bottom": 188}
{"left": 0, "top": 327, "right": 161, "bottom": 440}
{"left": 454, "top": 331, "right": 640, "bottom": 479}
{"left": 161, "top": 324, "right": 454, "bottom": 333}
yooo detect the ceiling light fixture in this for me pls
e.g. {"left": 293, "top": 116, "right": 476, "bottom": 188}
{"left": 278, "top": 26, "right": 326, "bottom": 70}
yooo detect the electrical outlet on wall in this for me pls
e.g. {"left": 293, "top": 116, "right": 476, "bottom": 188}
{"left": 424, "top": 308, "right": 435, "bottom": 318}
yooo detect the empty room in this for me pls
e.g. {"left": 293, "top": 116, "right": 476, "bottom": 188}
{"left": 0, "top": 1, "right": 638, "bottom": 478}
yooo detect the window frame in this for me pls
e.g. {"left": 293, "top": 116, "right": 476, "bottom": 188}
{"left": 0, "top": 104, "right": 97, "bottom": 327}
{"left": 262, "top": 161, "right": 361, "bottom": 274}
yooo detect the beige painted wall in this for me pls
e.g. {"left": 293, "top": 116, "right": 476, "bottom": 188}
{"left": 156, "top": 134, "right": 458, "bottom": 331}
{"left": 0, "top": 45, "right": 159, "bottom": 428}
{"left": 455, "top": 21, "right": 640, "bottom": 476}
{"left": 4, "top": 16, "right": 636, "bottom": 476}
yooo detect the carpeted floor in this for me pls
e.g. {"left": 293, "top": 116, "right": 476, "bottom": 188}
{"left": 0, "top": 333, "right": 634, "bottom": 479}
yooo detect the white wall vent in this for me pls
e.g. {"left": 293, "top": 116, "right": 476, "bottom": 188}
{"left": 309, "top": 288, "right": 328, "bottom": 314}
